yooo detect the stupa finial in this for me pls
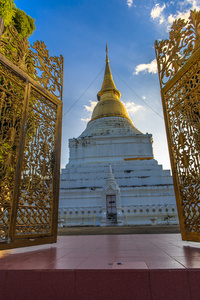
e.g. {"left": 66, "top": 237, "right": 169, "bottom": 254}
{"left": 106, "top": 43, "right": 109, "bottom": 62}
{"left": 96, "top": 44, "right": 120, "bottom": 101}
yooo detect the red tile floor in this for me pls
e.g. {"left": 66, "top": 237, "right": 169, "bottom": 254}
{"left": 1, "top": 233, "right": 200, "bottom": 299}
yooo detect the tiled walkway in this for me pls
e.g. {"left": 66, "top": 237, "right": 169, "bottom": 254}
{"left": 1, "top": 234, "right": 200, "bottom": 299}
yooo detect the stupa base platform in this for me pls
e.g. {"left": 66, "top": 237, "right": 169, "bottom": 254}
{"left": 1, "top": 234, "right": 200, "bottom": 300}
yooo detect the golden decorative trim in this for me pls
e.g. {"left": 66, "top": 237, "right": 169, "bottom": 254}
{"left": 88, "top": 114, "right": 132, "bottom": 124}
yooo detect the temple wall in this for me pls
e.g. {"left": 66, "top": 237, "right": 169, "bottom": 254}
{"left": 69, "top": 134, "right": 153, "bottom": 163}
{"left": 58, "top": 203, "right": 179, "bottom": 227}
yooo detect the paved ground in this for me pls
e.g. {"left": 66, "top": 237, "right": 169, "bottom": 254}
{"left": 57, "top": 225, "right": 181, "bottom": 235}
{"left": 2, "top": 233, "right": 200, "bottom": 300}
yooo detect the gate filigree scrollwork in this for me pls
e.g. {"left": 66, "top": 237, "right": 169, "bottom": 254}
{"left": 155, "top": 10, "right": 200, "bottom": 86}
{"left": 16, "top": 89, "right": 57, "bottom": 236}
{"left": 155, "top": 10, "right": 200, "bottom": 242}
{"left": 0, "top": 18, "right": 63, "bottom": 249}
{"left": 0, "top": 63, "right": 25, "bottom": 240}
{"left": 0, "top": 24, "right": 63, "bottom": 100}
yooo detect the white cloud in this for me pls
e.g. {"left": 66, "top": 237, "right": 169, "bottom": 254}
{"left": 127, "top": 0, "right": 133, "bottom": 7}
{"left": 122, "top": 101, "right": 144, "bottom": 114}
{"left": 168, "top": 14, "right": 176, "bottom": 24}
{"left": 168, "top": 10, "right": 190, "bottom": 25}
{"left": 126, "top": 0, "right": 200, "bottom": 31}
{"left": 81, "top": 100, "right": 98, "bottom": 122}
{"left": 84, "top": 100, "right": 97, "bottom": 112}
{"left": 151, "top": 0, "right": 200, "bottom": 30}
{"left": 134, "top": 59, "right": 158, "bottom": 75}
{"left": 81, "top": 117, "right": 91, "bottom": 122}
{"left": 182, "top": 0, "right": 200, "bottom": 10}
{"left": 166, "top": 0, "right": 200, "bottom": 30}
{"left": 159, "top": 16, "right": 165, "bottom": 24}
{"left": 151, "top": 3, "right": 166, "bottom": 23}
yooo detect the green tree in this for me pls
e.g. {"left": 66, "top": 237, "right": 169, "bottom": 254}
{"left": 13, "top": 8, "right": 35, "bottom": 38}
{"left": 0, "top": 0, "right": 16, "bottom": 27}
{"left": 0, "top": 0, "right": 35, "bottom": 38}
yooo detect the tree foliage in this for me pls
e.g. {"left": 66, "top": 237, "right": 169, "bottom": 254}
{"left": 0, "top": 0, "right": 35, "bottom": 38}
{"left": 13, "top": 8, "right": 35, "bottom": 38}
{"left": 0, "top": 0, "right": 16, "bottom": 27}
{"left": 0, "top": 1, "right": 36, "bottom": 186}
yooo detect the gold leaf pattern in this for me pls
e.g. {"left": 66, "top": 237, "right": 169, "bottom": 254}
{"left": 155, "top": 10, "right": 200, "bottom": 87}
{"left": 0, "top": 64, "right": 25, "bottom": 239}
{"left": 16, "top": 89, "right": 57, "bottom": 235}
{"left": 0, "top": 25, "right": 63, "bottom": 100}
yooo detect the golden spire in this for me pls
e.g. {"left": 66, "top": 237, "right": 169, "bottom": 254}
{"left": 106, "top": 42, "right": 108, "bottom": 62}
{"left": 89, "top": 44, "right": 132, "bottom": 123}
{"left": 97, "top": 44, "right": 121, "bottom": 101}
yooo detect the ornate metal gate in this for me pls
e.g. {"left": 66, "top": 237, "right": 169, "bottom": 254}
{"left": 155, "top": 10, "right": 200, "bottom": 242}
{"left": 0, "top": 20, "right": 63, "bottom": 249}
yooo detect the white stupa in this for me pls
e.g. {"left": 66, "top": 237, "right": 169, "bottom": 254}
{"left": 59, "top": 46, "right": 178, "bottom": 227}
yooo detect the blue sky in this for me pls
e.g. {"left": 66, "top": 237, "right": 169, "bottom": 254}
{"left": 15, "top": 0, "right": 200, "bottom": 170}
